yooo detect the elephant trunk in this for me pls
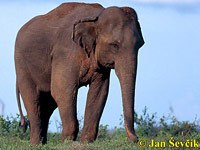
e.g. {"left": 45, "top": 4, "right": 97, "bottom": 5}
{"left": 115, "top": 53, "right": 138, "bottom": 141}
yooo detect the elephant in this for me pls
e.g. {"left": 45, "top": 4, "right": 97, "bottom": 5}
{"left": 15, "top": 2, "right": 144, "bottom": 145}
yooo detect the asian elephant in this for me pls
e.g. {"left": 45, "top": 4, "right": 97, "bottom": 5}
{"left": 15, "top": 2, "right": 144, "bottom": 145}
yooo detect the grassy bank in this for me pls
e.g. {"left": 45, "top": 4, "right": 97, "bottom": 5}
{"left": 1, "top": 107, "right": 200, "bottom": 149}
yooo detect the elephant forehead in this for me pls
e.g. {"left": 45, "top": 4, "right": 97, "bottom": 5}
{"left": 99, "top": 7, "right": 124, "bottom": 21}
{"left": 99, "top": 33, "right": 122, "bottom": 44}
{"left": 98, "top": 26, "right": 126, "bottom": 43}
{"left": 98, "top": 23, "right": 131, "bottom": 44}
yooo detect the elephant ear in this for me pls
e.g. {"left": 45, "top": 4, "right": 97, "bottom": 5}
{"left": 72, "top": 17, "right": 98, "bottom": 57}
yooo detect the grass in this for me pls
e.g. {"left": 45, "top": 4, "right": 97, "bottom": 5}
{"left": 1, "top": 107, "right": 200, "bottom": 150}
{"left": 0, "top": 132, "right": 138, "bottom": 150}
{"left": 1, "top": 130, "right": 200, "bottom": 150}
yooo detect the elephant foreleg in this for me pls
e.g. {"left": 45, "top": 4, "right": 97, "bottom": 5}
{"left": 54, "top": 88, "right": 79, "bottom": 142}
{"left": 81, "top": 70, "right": 110, "bottom": 142}
{"left": 51, "top": 77, "right": 79, "bottom": 141}
{"left": 51, "top": 60, "right": 80, "bottom": 142}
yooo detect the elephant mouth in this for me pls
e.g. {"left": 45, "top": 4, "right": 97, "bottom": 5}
{"left": 106, "top": 62, "right": 115, "bottom": 69}
{"left": 97, "top": 61, "right": 115, "bottom": 69}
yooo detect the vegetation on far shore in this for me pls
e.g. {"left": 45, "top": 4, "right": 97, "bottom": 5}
{"left": 1, "top": 107, "right": 200, "bottom": 150}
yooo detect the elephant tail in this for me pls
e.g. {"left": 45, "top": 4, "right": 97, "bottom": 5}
{"left": 16, "top": 82, "right": 28, "bottom": 132}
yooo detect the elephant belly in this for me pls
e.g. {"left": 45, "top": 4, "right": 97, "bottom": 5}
{"left": 32, "top": 71, "right": 51, "bottom": 92}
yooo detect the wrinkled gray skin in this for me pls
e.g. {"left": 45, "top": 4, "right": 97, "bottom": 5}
{"left": 15, "top": 2, "right": 144, "bottom": 145}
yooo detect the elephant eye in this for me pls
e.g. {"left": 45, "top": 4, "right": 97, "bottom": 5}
{"left": 110, "top": 41, "right": 120, "bottom": 50}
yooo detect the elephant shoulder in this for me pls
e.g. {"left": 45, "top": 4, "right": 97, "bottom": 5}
{"left": 45, "top": 2, "right": 104, "bottom": 18}
{"left": 18, "top": 3, "right": 104, "bottom": 33}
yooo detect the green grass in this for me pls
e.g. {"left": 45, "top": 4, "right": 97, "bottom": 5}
{"left": 1, "top": 131, "right": 200, "bottom": 150}
{"left": 0, "top": 132, "right": 138, "bottom": 150}
{"left": 1, "top": 107, "right": 200, "bottom": 150}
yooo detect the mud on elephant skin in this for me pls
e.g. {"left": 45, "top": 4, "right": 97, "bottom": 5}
{"left": 15, "top": 2, "right": 144, "bottom": 145}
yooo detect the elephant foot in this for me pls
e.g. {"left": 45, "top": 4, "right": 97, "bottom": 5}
{"left": 127, "top": 133, "right": 138, "bottom": 142}
{"left": 125, "top": 125, "right": 138, "bottom": 142}
{"left": 80, "top": 132, "right": 96, "bottom": 143}
{"left": 61, "top": 135, "right": 76, "bottom": 143}
{"left": 30, "top": 137, "right": 46, "bottom": 145}
{"left": 30, "top": 137, "right": 42, "bottom": 146}
{"left": 61, "top": 130, "right": 78, "bottom": 143}
{"left": 30, "top": 128, "right": 44, "bottom": 146}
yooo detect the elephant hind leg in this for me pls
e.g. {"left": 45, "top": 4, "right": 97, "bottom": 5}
{"left": 39, "top": 91, "right": 57, "bottom": 144}
{"left": 19, "top": 77, "right": 57, "bottom": 145}
{"left": 18, "top": 78, "right": 42, "bottom": 145}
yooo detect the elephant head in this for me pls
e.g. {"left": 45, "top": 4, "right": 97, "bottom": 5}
{"left": 72, "top": 6, "right": 144, "bottom": 141}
